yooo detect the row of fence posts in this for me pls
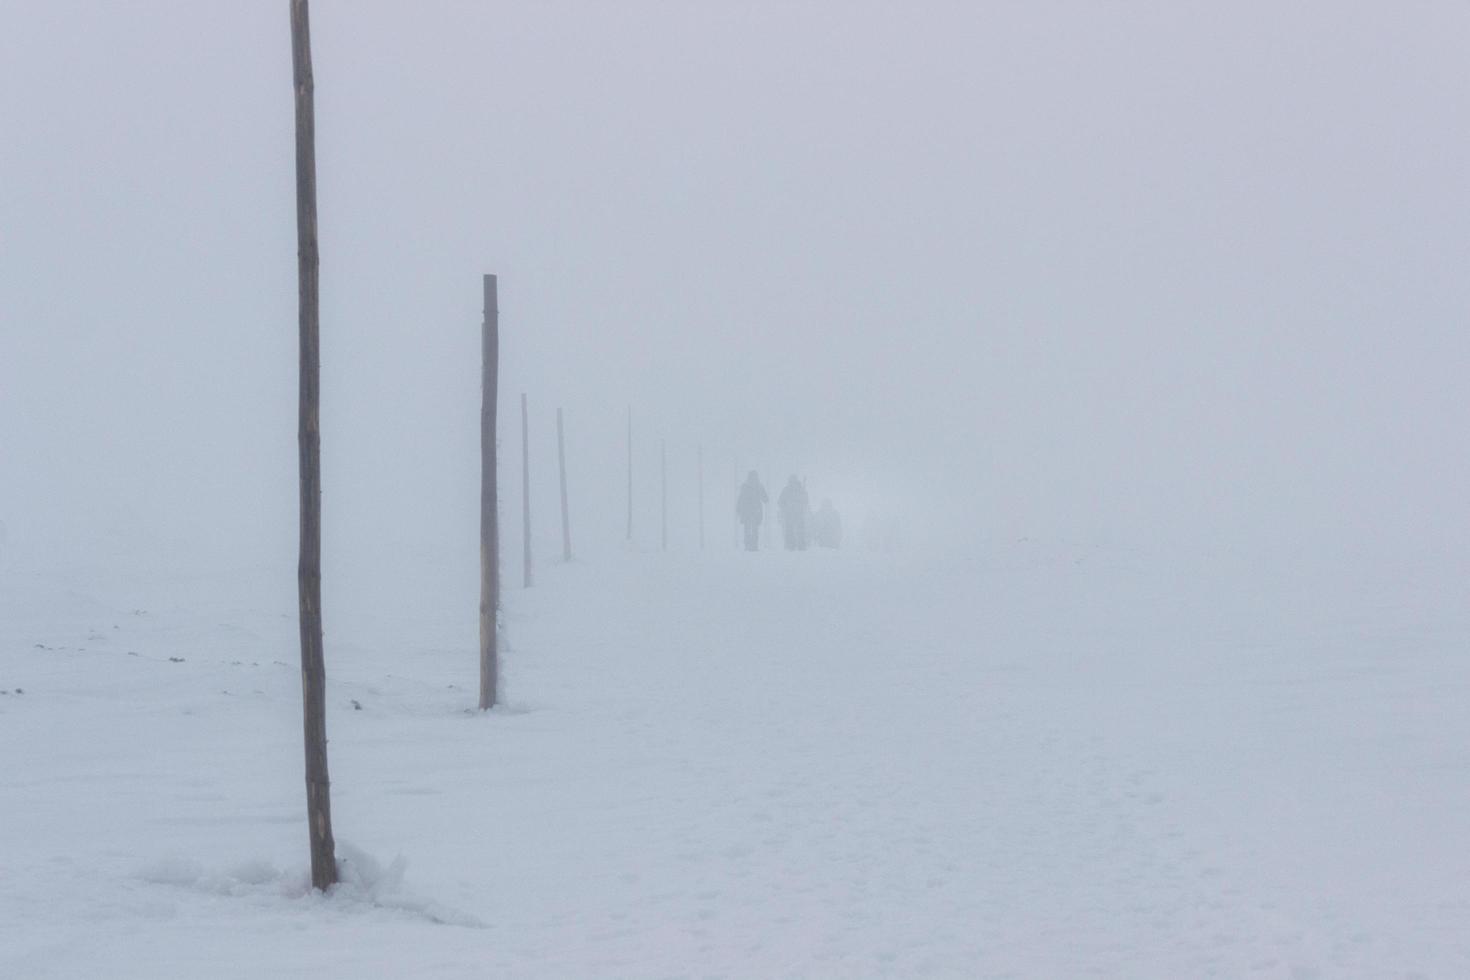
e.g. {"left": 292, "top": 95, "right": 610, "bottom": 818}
{"left": 625, "top": 414, "right": 719, "bottom": 555}
{"left": 483, "top": 273, "right": 761, "bottom": 710}
{"left": 513, "top": 392, "right": 576, "bottom": 589}
{"left": 287, "top": 8, "right": 773, "bottom": 892}
{"left": 290, "top": 11, "right": 761, "bottom": 895}
{"left": 523, "top": 398, "right": 717, "bottom": 567}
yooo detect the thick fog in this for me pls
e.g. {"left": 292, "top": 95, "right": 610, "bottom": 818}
{"left": 4, "top": 1, "right": 1468, "bottom": 583}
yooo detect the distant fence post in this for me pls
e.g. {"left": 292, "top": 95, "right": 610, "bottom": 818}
{"left": 521, "top": 392, "right": 533, "bottom": 588}
{"left": 625, "top": 406, "right": 633, "bottom": 543}
{"left": 733, "top": 460, "right": 738, "bottom": 549}
{"left": 557, "top": 406, "right": 571, "bottom": 562}
{"left": 479, "top": 274, "right": 499, "bottom": 711}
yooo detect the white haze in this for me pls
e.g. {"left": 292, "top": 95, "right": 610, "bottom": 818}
{"left": 3, "top": 0, "right": 1468, "bottom": 584}
{"left": 8, "top": 6, "right": 1470, "bottom": 975}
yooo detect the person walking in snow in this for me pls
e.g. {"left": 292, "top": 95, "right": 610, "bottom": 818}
{"left": 777, "top": 475, "right": 810, "bottom": 551}
{"left": 736, "top": 471, "right": 768, "bottom": 551}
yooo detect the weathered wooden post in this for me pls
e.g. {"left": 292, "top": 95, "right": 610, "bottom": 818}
{"left": 290, "top": 0, "right": 337, "bottom": 892}
{"left": 521, "top": 392, "right": 532, "bottom": 588}
{"left": 625, "top": 406, "right": 633, "bottom": 542}
{"left": 698, "top": 445, "right": 705, "bottom": 550}
{"left": 557, "top": 407, "right": 571, "bottom": 562}
{"left": 661, "top": 440, "right": 668, "bottom": 551}
{"left": 479, "top": 274, "right": 499, "bottom": 710}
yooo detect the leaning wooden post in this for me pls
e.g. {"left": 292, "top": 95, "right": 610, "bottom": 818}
{"left": 521, "top": 393, "right": 532, "bottom": 587}
{"left": 697, "top": 445, "right": 705, "bottom": 550}
{"left": 290, "top": 0, "right": 336, "bottom": 892}
{"left": 660, "top": 440, "right": 668, "bottom": 551}
{"left": 479, "top": 274, "right": 499, "bottom": 710}
{"left": 557, "top": 407, "right": 571, "bottom": 562}
{"left": 625, "top": 406, "right": 633, "bottom": 542}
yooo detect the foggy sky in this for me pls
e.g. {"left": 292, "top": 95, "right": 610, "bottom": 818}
{"left": 3, "top": 1, "right": 1468, "bottom": 575}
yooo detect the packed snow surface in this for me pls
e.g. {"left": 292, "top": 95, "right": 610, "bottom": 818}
{"left": 3, "top": 541, "right": 1468, "bottom": 977}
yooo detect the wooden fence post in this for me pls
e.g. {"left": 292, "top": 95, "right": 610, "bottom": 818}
{"left": 290, "top": 0, "right": 337, "bottom": 891}
{"left": 557, "top": 406, "right": 571, "bottom": 562}
{"left": 626, "top": 406, "right": 633, "bottom": 543}
{"left": 522, "top": 392, "right": 532, "bottom": 588}
{"left": 734, "top": 460, "right": 739, "bottom": 549}
{"left": 479, "top": 274, "right": 499, "bottom": 710}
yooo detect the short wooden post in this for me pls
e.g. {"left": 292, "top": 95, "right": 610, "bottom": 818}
{"left": 521, "top": 392, "right": 532, "bottom": 588}
{"left": 479, "top": 274, "right": 499, "bottom": 710}
{"left": 557, "top": 406, "right": 571, "bottom": 562}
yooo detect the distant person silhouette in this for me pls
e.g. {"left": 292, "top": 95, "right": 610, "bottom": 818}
{"left": 813, "top": 499, "right": 842, "bottom": 549}
{"left": 736, "top": 471, "right": 768, "bottom": 551}
{"left": 777, "top": 475, "right": 810, "bottom": 551}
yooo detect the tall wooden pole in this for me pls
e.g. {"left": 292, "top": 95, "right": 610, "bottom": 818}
{"left": 290, "top": 0, "right": 336, "bottom": 892}
{"left": 698, "top": 446, "right": 705, "bottom": 550}
{"left": 521, "top": 392, "right": 532, "bottom": 588}
{"left": 479, "top": 274, "right": 499, "bottom": 710}
{"left": 557, "top": 406, "right": 571, "bottom": 562}
{"left": 625, "top": 406, "right": 633, "bottom": 542}
{"left": 660, "top": 439, "right": 668, "bottom": 552}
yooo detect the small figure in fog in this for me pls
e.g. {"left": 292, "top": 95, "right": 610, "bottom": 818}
{"left": 736, "top": 471, "right": 768, "bottom": 551}
{"left": 777, "top": 475, "right": 810, "bottom": 551}
{"left": 813, "top": 498, "right": 843, "bottom": 549}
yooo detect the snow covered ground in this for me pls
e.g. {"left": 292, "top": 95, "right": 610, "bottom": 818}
{"left": 3, "top": 539, "right": 1469, "bottom": 978}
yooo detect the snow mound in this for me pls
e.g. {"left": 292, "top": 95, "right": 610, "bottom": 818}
{"left": 137, "top": 843, "right": 484, "bottom": 928}
{"left": 137, "top": 856, "right": 288, "bottom": 897}
{"left": 326, "top": 842, "right": 485, "bottom": 928}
